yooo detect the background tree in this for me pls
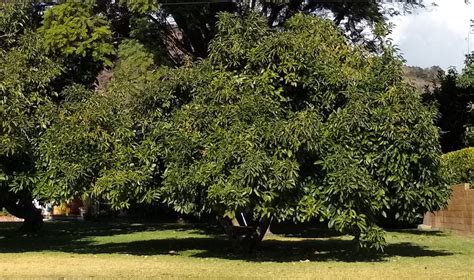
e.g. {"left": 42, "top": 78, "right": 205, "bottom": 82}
{"left": 428, "top": 54, "right": 474, "bottom": 152}
{"left": 38, "top": 0, "right": 115, "bottom": 85}
{"left": 123, "top": 0, "right": 428, "bottom": 59}
{"left": 20, "top": 0, "right": 439, "bottom": 65}
{"left": 458, "top": 54, "right": 474, "bottom": 146}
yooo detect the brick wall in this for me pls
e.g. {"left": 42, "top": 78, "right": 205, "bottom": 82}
{"left": 423, "top": 184, "right": 474, "bottom": 234}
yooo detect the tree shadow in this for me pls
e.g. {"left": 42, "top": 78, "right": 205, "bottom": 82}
{"left": 269, "top": 221, "right": 344, "bottom": 239}
{"left": 0, "top": 220, "right": 218, "bottom": 238}
{"left": 386, "top": 228, "right": 448, "bottom": 237}
{"left": 0, "top": 221, "right": 216, "bottom": 253}
{"left": 194, "top": 238, "right": 451, "bottom": 262}
{"left": 0, "top": 221, "right": 454, "bottom": 263}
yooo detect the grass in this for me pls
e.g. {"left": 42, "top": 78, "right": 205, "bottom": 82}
{"left": 0, "top": 221, "right": 473, "bottom": 279}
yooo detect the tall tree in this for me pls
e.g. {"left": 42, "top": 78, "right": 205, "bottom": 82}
{"left": 428, "top": 54, "right": 474, "bottom": 152}
{"left": 124, "top": 0, "right": 424, "bottom": 59}
{"left": 38, "top": 0, "right": 115, "bottom": 85}
{"left": 20, "top": 0, "right": 437, "bottom": 64}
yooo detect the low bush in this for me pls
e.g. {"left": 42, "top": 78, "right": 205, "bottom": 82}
{"left": 442, "top": 147, "right": 474, "bottom": 185}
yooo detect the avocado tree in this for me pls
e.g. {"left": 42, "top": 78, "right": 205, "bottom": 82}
{"left": 159, "top": 13, "right": 449, "bottom": 251}
{"left": 2, "top": 0, "right": 450, "bottom": 252}
{"left": 0, "top": 3, "right": 62, "bottom": 231}
{"left": 36, "top": 39, "right": 190, "bottom": 210}
{"left": 33, "top": 12, "right": 449, "bottom": 251}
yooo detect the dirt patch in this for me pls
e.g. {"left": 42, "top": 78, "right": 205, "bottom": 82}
{"left": 0, "top": 216, "right": 23, "bottom": 222}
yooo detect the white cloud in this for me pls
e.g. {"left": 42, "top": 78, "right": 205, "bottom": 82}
{"left": 389, "top": 0, "right": 474, "bottom": 70}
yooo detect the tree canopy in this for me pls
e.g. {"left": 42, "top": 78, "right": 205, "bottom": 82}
{"left": 157, "top": 13, "right": 448, "bottom": 250}
{"left": 3, "top": 0, "right": 439, "bottom": 64}
{"left": 0, "top": 0, "right": 452, "bottom": 251}
{"left": 33, "top": 12, "right": 451, "bottom": 251}
{"left": 39, "top": 1, "right": 114, "bottom": 65}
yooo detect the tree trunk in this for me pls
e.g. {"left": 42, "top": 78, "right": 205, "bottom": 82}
{"left": 353, "top": 230, "right": 361, "bottom": 253}
{"left": 243, "top": 217, "right": 271, "bottom": 252}
{"left": 165, "top": 3, "right": 236, "bottom": 60}
{"left": 219, "top": 215, "right": 272, "bottom": 253}
{"left": 1, "top": 192, "right": 43, "bottom": 233}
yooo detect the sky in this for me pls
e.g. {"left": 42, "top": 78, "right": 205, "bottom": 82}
{"left": 389, "top": 0, "right": 474, "bottom": 71}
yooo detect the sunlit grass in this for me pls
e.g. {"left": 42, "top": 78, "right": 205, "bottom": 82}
{"left": 0, "top": 221, "right": 473, "bottom": 279}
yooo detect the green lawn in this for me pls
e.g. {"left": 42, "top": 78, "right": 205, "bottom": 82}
{"left": 0, "top": 221, "right": 473, "bottom": 279}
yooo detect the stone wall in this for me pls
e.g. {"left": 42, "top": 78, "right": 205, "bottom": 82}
{"left": 422, "top": 183, "right": 474, "bottom": 234}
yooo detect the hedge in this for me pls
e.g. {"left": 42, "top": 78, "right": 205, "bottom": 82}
{"left": 442, "top": 147, "right": 474, "bottom": 186}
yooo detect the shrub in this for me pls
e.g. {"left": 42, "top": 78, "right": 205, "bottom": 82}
{"left": 442, "top": 147, "right": 474, "bottom": 186}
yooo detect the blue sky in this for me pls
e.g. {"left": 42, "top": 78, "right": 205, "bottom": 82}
{"left": 389, "top": 0, "right": 474, "bottom": 70}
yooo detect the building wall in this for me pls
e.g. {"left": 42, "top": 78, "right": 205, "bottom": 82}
{"left": 423, "top": 184, "right": 474, "bottom": 234}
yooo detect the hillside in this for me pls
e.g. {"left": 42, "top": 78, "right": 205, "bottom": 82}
{"left": 403, "top": 65, "right": 444, "bottom": 92}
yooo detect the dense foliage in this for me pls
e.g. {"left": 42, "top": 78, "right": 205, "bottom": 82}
{"left": 0, "top": 0, "right": 454, "bottom": 251}
{"left": 37, "top": 39, "right": 193, "bottom": 209}
{"left": 37, "top": 40, "right": 157, "bottom": 208}
{"left": 0, "top": 3, "right": 62, "bottom": 230}
{"left": 157, "top": 13, "right": 448, "bottom": 250}
{"left": 4, "top": 0, "right": 432, "bottom": 64}
{"left": 428, "top": 55, "right": 474, "bottom": 152}
{"left": 459, "top": 55, "right": 474, "bottom": 146}
{"left": 39, "top": 1, "right": 114, "bottom": 65}
{"left": 441, "top": 147, "right": 474, "bottom": 186}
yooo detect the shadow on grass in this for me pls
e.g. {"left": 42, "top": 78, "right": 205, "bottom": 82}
{"left": 386, "top": 228, "right": 448, "bottom": 237}
{"left": 0, "top": 221, "right": 453, "bottom": 263}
